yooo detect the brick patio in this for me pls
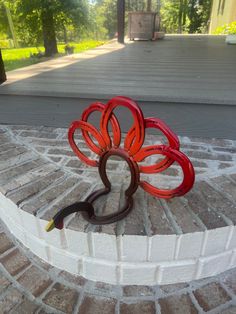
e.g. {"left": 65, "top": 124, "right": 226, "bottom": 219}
{"left": 0, "top": 219, "right": 236, "bottom": 313}
{"left": 0, "top": 124, "right": 236, "bottom": 286}
{"left": 1, "top": 124, "right": 236, "bottom": 235}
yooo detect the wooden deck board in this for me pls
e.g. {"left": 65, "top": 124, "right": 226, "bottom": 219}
{"left": 0, "top": 35, "right": 236, "bottom": 105}
{"left": 0, "top": 35, "right": 236, "bottom": 138}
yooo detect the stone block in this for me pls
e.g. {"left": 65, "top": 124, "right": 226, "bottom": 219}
{"left": 120, "top": 301, "right": 156, "bottom": 314}
{"left": 203, "top": 227, "right": 230, "bottom": 256}
{"left": 17, "top": 265, "right": 52, "bottom": 297}
{"left": 41, "top": 181, "right": 91, "bottom": 222}
{"left": 0, "top": 232, "right": 14, "bottom": 254}
{"left": 25, "top": 233, "right": 49, "bottom": 262}
{"left": 121, "top": 263, "right": 156, "bottom": 285}
{"left": 20, "top": 210, "right": 40, "bottom": 238}
{"left": 193, "top": 282, "right": 231, "bottom": 311}
{"left": 0, "top": 272, "right": 11, "bottom": 293}
{"left": 22, "top": 176, "right": 77, "bottom": 214}
{"left": 59, "top": 270, "right": 87, "bottom": 287}
{"left": 0, "top": 249, "right": 31, "bottom": 276}
{"left": 65, "top": 228, "right": 89, "bottom": 256}
{"left": 147, "top": 197, "right": 175, "bottom": 235}
{"left": 166, "top": 197, "right": 204, "bottom": 233}
{"left": 79, "top": 295, "right": 116, "bottom": 314}
{"left": 8, "top": 170, "right": 64, "bottom": 205}
{"left": 43, "top": 282, "right": 79, "bottom": 314}
{"left": 149, "top": 234, "right": 176, "bottom": 262}
{"left": 121, "top": 235, "right": 148, "bottom": 262}
{"left": 159, "top": 294, "right": 198, "bottom": 314}
{"left": 13, "top": 299, "right": 39, "bottom": 313}
{"left": 222, "top": 268, "right": 236, "bottom": 294}
{"left": 199, "top": 251, "right": 232, "bottom": 279}
{"left": 177, "top": 232, "right": 204, "bottom": 260}
{"left": 122, "top": 285, "right": 154, "bottom": 297}
{"left": 83, "top": 258, "right": 117, "bottom": 284}
{"left": 185, "top": 186, "right": 227, "bottom": 229}
{"left": 159, "top": 261, "right": 197, "bottom": 285}
{"left": 0, "top": 159, "right": 45, "bottom": 185}
{"left": 50, "top": 246, "right": 80, "bottom": 274}
{"left": 0, "top": 287, "right": 23, "bottom": 313}
{"left": 92, "top": 233, "right": 118, "bottom": 261}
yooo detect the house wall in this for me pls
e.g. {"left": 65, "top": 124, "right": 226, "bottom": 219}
{"left": 209, "top": 0, "right": 236, "bottom": 33}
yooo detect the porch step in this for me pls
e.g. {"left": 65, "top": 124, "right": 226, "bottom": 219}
{"left": 0, "top": 124, "right": 236, "bottom": 285}
{"left": 1, "top": 219, "right": 236, "bottom": 313}
{"left": 0, "top": 94, "right": 236, "bottom": 139}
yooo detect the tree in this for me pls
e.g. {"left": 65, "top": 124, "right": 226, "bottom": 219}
{"left": 94, "top": 0, "right": 117, "bottom": 39}
{"left": 41, "top": 1, "right": 58, "bottom": 55}
{"left": 0, "top": 49, "right": 6, "bottom": 84}
{"left": 161, "top": 1, "right": 180, "bottom": 33}
{"left": 0, "top": 2, "right": 10, "bottom": 38}
{"left": 188, "top": 0, "right": 212, "bottom": 33}
{"left": 15, "top": 0, "right": 88, "bottom": 55}
{"left": 160, "top": 0, "right": 212, "bottom": 34}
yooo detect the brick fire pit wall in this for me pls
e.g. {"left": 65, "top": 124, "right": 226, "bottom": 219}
{"left": 0, "top": 125, "right": 236, "bottom": 285}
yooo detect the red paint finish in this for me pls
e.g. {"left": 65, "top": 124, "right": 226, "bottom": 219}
{"left": 68, "top": 96, "right": 195, "bottom": 221}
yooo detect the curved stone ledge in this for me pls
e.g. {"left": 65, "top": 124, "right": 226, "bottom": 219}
{"left": 1, "top": 191, "right": 236, "bottom": 285}
{"left": 1, "top": 125, "right": 236, "bottom": 285}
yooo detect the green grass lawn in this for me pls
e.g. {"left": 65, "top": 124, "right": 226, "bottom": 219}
{"left": 2, "top": 40, "right": 105, "bottom": 71}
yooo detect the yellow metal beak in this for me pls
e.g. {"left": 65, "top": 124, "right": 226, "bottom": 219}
{"left": 45, "top": 219, "right": 55, "bottom": 232}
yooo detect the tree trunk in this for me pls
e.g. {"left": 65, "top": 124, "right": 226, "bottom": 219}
{"left": 0, "top": 50, "right": 6, "bottom": 84}
{"left": 63, "top": 25, "right": 68, "bottom": 44}
{"left": 182, "top": 0, "right": 188, "bottom": 29}
{"left": 41, "top": 4, "right": 58, "bottom": 56}
{"left": 147, "top": 0, "right": 152, "bottom": 11}
{"left": 178, "top": 0, "right": 183, "bottom": 33}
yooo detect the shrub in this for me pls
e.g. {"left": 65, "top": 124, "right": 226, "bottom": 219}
{"left": 0, "top": 40, "right": 11, "bottom": 49}
{"left": 214, "top": 21, "right": 236, "bottom": 35}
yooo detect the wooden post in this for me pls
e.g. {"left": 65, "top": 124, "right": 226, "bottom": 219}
{"left": 117, "top": 0, "right": 125, "bottom": 44}
{"left": 0, "top": 49, "right": 6, "bottom": 84}
{"left": 147, "top": 0, "right": 152, "bottom": 11}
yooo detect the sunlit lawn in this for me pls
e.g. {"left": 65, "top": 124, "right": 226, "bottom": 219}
{"left": 2, "top": 40, "right": 105, "bottom": 71}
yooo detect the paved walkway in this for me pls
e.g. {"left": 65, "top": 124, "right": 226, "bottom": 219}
{"left": 1, "top": 218, "right": 236, "bottom": 314}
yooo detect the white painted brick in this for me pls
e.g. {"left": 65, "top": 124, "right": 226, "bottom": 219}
{"left": 203, "top": 227, "right": 230, "bottom": 256}
{"left": 20, "top": 210, "right": 40, "bottom": 238}
{"left": 0, "top": 209, "right": 11, "bottom": 227}
{"left": 91, "top": 233, "right": 117, "bottom": 261}
{"left": 121, "top": 263, "right": 157, "bottom": 285}
{"left": 50, "top": 246, "right": 80, "bottom": 274}
{"left": 1, "top": 189, "right": 235, "bottom": 286}
{"left": 121, "top": 235, "right": 148, "bottom": 262}
{"left": 177, "top": 232, "right": 204, "bottom": 260}
{"left": 149, "top": 235, "right": 176, "bottom": 262}
{"left": 159, "top": 260, "right": 197, "bottom": 285}
{"left": 5, "top": 216, "right": 26, "bottom": 245}
{"left": 227, "top": 227, "right": 236, "bottom": 250}
{"left": 25, "top": 233, "right": 49, "bottom": 262}
{"left": 83, "top": 258, "right": 117, "bottom": 284}
{"left": 199, "top": 251, "right": 232, "bottom": 279}
{"left": 40, "top": 219, "right": 63, "bottom": 249}
{"left": 229, "top": 249, "right": 236, "bottom": 268}
{"left": 0, "top": 193, "right": 21, "bottom": 224}
{"left": 65, "top": 228, "right": 89, "bottom": 256}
